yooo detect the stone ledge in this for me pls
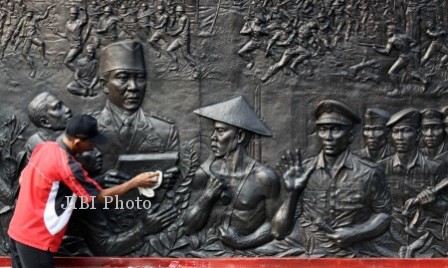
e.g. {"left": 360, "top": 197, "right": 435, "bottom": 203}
{"left": 2, "top": 257, "right": 448, "bottom": 267}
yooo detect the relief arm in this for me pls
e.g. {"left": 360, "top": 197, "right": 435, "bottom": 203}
{"left": 36, "top": 5, "right": 55, "bottom": 22}
{"left": 326, "top": 212, "right": 390, "bottom": 248}
{"left": 272, "top": 164, "right": 313, "bottom": 239}
{"left": 184, "top": 169, "right": 221, "bottom": 234}
{"left": 170, "top": 17, "right": 186, "bottom": 36}
{"left": 373, "top": 39, "right": 393, "bottom": 55}
{"left": 152, "top": 15, "right": 168, "bottom": 29}
{"left": 219, "top": 222, "right": 273, "bottom": 249}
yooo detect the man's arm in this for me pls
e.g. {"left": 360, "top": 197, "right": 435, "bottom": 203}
{"left": 36, "top": 5, "right": 55, "bottom": 21}
{"left": 73, "top": 203, "right": 177, "bottom": 256}
{"left": 153, "top": 15, "right": 168, "bottom": 29}
{"left": 170, "top": 17, "right": 186, "bottom": 36}
{"left": 373, "top": 39, "right": 393, "bottom": 55}
{"left": 13, "top": 18, "right": 24, "bottom": 39}
{"left": 326, "top": 212, "right": 391, "bottom": 248}
{"left": 184, "top": 169, "right": 222, "bottom": 234}
{"left": 96, "top": 171, "right": 158, "bottom": 203}
{"left": 272, "top": 162, "right": 314, "bottom": 239}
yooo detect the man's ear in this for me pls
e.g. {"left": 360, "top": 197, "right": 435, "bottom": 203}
{"left": 237, "top": 129, "right": 246, "bottom": 144}
{"left": 39, "top": 117, "right": 52, "bottom": 129}
{"left": 101, "top": 78, "right": 109, "bottom": 94}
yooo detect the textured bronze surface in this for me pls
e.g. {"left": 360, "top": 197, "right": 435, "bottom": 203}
{"left": 1, "top": 0, "right": 448, "bottom": 258}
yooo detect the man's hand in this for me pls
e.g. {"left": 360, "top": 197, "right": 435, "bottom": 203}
{"left": 218, "top": 226, "right": 240, "bottom": 248}
{"left": 277, "top": 149, "right": 312, "bottom": 191}
{"left": 204, "top": 175, "right": 224, "bottom": 200}
{"left": 161, "top": 166, "right": 179, "bottom": 190}
{"left": 416, "top": 187, "right": 436, "bottom": 205}
{"left": 403, "top": 187, "right": 436, "bottom": 214}
{"left": 326, "top": 227, "right": 356, "bottom": 248}
{"left": 141, "top": 204, "right": 178, "bottom": 234}
{"left": 130, "top": 171, "right": 159, "bottom": 188}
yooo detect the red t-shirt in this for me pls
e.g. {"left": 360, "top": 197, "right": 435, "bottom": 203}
{"left": 8, "top": 140, "right": 102, "bottom": 252}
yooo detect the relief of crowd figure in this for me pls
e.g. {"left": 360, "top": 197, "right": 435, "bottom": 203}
{"left": 0, "top": 0, "right": 198, "bottom": 84}
{"left": 237, "top": 0, "right": 448, "bottom": 95}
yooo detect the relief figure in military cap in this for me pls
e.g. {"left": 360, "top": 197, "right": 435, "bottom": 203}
{"left": 273, "top": 100, "right": 391, "bottom": 257}
{"left": 185, "top": 96, "right": 280, "bottom": 251}
{"left": 378, "top": 108, "right": 448, "bottom": 257}
{"left": 166, "top": 5, "right": 196, "bottom": 72}
{"left": 13, "top": 5, "right": 56, "bottom": 78}
{"left": 420, "top": 108, "right": 448, "bottom": 160}
{"left": 354, "top": 108, "right": 393, "bottom": 163}
{"left": 372, "top": 23, "right": 428, "bottom": 95}
{"left": 52, "top": 6, "right": 87, "bottom": 66}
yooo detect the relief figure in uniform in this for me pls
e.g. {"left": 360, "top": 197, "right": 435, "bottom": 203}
{"left": 354, "top": 108, "right": 393, "bottom": 163}
{"left": 420, "top": 109, "right": 447, "bottom": 160}
{"left": 273, "top": 100, "right": 391, "bottom": 257}
{"left": 378, "top": 109, "right": 448, "bottom": 257}
{"left": 91, "top": 40, "right": 179, "bottom": 234}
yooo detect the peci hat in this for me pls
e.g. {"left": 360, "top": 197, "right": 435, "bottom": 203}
{"left": 100, "top": 41, "right": 146, "bottom": 74}
{"left": 66, "top": 114, "right": 107, "bottom": 144}
{"left": 386, "top": 108, "right": 420, "bottom": 128}
{"left": 194, "top": 96, "right": 272, "bottom": 136}
{"left": 315, "top": 100, "right": 361, "bottom": 126}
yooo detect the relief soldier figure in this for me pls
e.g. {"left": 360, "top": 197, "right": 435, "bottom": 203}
{"left": 421, "top": 21, "right": 448, "bottom": 67}
{"left": 185, "top": 96, "right": 280, "bottom": 250}
{"left": 378, "top": 108, "right": 448, "bottom": 256}
{"left": 149, "top": 5, "right": 169, "bottom": 58}
{"left": 0, "top": 2, "right": 20, "bottom": 60}
{"left": 238, "top": 13, "right": 269, "bottom": 70}
{"left": 354, "top": 108, "right": 393, "bottom": 163}
{"left": 52, "top": 6, "right": 87, "bottom": 66}
{"left": 166, "top": 5, "right": 196, "bottom": 72}
{"left": 13, "top": 6, "right": 55, "bottom": 77}
{"left": 273, "top": 100, "right": 391, "bottom": 257}
{"left": 261, "top": 23, "right": 312, "bottom": 82}
{"left": 420, "top": 109, "right": 447, "bottom": 160}
{"left": 434, "top": 107, "right": 448, "bottom": 167}
{"left": 96, "top": 6, "right": 122, "bottom": 47}
{"left": 379, "top": 108, "right": 446, "bottom": 211}
{"left": 372, "top": 23, "right": 428, "bottom": 95}
{"left": 137, "top": 2, "right": 151, "bottom": 34}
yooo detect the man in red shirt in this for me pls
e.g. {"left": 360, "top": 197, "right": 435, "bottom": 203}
{"left": 8, "top": 114, "right": 159, "bottom": 268}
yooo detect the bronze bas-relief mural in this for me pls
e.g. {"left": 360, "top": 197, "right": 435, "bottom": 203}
{"left": 1, "top": 0, "right": 448, "bottom": 258}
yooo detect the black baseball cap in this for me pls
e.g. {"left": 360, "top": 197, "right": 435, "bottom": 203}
{"left": 66, "top": 114, "right": 108, "bottom": 144}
